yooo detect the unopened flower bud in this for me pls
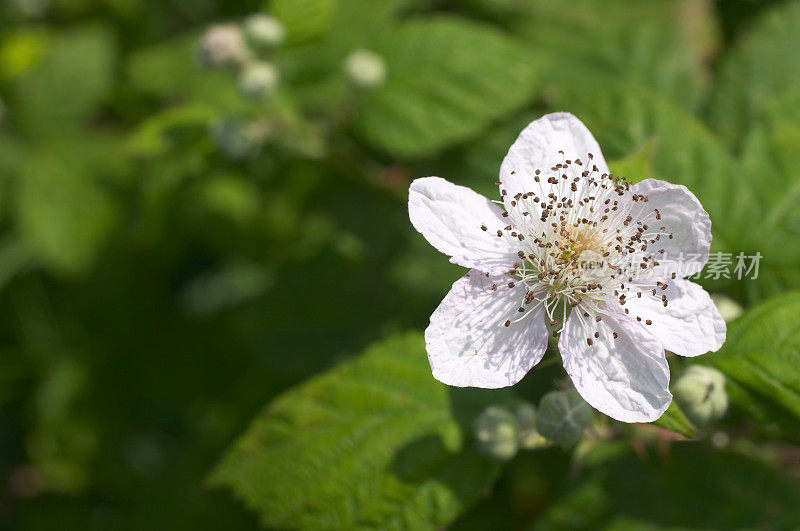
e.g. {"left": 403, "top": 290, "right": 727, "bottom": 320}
{"left": 208, "top": 119, "right": 265, "bottom": 160}
{"left": 344, "top": 48, "right": 386, "bottom": 89}
{"left": 674, "top": 365, "right": 728, "bottom": 425}
{"left": 239, "top": 61, "right": 279, "bottom": 98}
{"left": 711, "top": 294, "right": 744, "bottom": 322}
{"left": 514, "top": 401, "right": 548, "bottom": 450}
{"left": 536, "top": 389, "right": 593, "bottom": 445}
{"left": 711, "top": 430, "right": 730, "bottom": 448}
{"left": 474, "top": 406, "right": 518, "bottom": 461}
{"left": 198, "top": 24, "right": 250, "bottom": 69}
{"left": 244, "top": 14, "right": 286, "bottom": 48}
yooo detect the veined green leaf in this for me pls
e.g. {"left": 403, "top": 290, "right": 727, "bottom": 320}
{"left": 704, "top": 292, "right": 800, "bottom": 435}
{"left": 515, "top": 0, "right": 718, "bottom": 109}
{"left": 208, "top": 332, "right": 508, "bottom": 530}
{"left": 356, "top": 17, "right": 547, "bottom": 159}
{"left": 709, "top": 0, "right": 800, "bottom": 149}
{"left": 738, "top": 91, "right": 800, "bottom": 299}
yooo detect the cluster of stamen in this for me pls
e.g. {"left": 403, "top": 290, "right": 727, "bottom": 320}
{"left": 480, "top": 151, "right": 674, "bottom": 345}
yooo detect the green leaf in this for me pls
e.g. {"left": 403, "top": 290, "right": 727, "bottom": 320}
{"left": 126, "top": 33, "right": 245, "bottom": 109}
{"left": 607, "top": 138, "right": 658, "bottom": 183}
{"left": 651, "top": 401, "right": 695, "bottom": 438}
{"left": 737, "top": 91, "right": 800, "bottom": 299}
{"left": 178, "top": 260, "right": 273, "bottom": 317}
{"left": 208, "top": 332, "right": 507, "bottom": 530}
{"left": 516, "top": 0, "right": 718, "bottom": 108}
{"left": 271, "top": 0, "right": 422, "bottom": 113}
{"left": 193, "top": 174, "right": 262, "bottom": 226}
{"left": 709, "top": 0, "right": 800, "bottom": 149}
{"left": 446, "top": 112, "right": 542, "bottom": 197}
{"left": 14, "top": 25, "right": 115, "bottom": 137}
{"left": 704, "top": 292, "right": 800, "bottom": 435}
{"left": 271, "top": 0, "right": 335, "bottom": 44}
{"left": 356, "top": 17, "right": 546, "bottom": 158}
{"left": 534, "top": 444, "right": 800, "bottom": 529}
{"left": 126, "top": 103, "right": 218, "bottom": 157}
{"left": 0, "top": 28, "right": 49, "bottom": 81}
{"left": 13, "top": 143, "right": 118, "bottom": 275}
{"left": 535, "top": 389, "right": 593, "bottom": 445}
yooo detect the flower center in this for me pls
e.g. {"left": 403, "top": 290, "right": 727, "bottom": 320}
{"left": 561, "top": 228, "right": 603, "bottom": 260}
{"left": 489, "top": 151, "right": 674, "bottom": 336}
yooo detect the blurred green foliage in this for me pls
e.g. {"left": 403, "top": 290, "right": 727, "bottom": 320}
{"left": 1, "top": 0, "right": 800, "bottom": 529}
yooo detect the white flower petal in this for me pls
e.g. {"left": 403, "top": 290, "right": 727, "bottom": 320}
{"left": 626, "top": 278, "right": 726, "bottom": 357}
{"left": 559, "top": 312, "right": 671, "bottom": 422}
{"left": 425, "top": 270, "right": 548, "bottom": 388}
{"left": 499, "top": 113, "right": 609, "bottom": 200}
{"left": 409, "top": 177, "right": 518, "bottom": 275}
{"left": 630, "top": 179, "right": 712, "bottom": 278}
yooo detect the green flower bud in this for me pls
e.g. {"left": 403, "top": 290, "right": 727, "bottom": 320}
{"left": 208, "top": 119, "right": 265, "bottom": 160}
{"left": 244, "top": 14, "right": 286, "bottom": 48}
{"left": 711, "top": 294, "right": 744, "bottom": 322}
{"left": 474, "top": 406, "right": 519, "bottom": 461}
{"left": 344, "top": 49, "right": 387, "bottom": 89}
{"left": 536, "top": 389, "right": 593, "bottom": 445}
{"left": 711, "top": 430, "right": 730, "bottom": 449}
{"left": 674, "top": 365, "right": 728, "bottom": 425}
{"left": 513, "top": 401, "right": 549, "bottom": 450}
{"left": 239, "top": 61, "right": 280, "bottom": 98}
{"left": 198, "top": 24, "right": 251, "bottom": 69}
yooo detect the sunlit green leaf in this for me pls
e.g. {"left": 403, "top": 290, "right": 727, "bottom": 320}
{"left": 709, "top": 0, "right": 800, "bottom": 149}
{"left": 356, "top": 17, "right": 546, "bottom": 158}
{"left": 515, "top": 0, "right": 718, "bottom": 108}
{"left": 209, "top": 332, "right": 508, "bottom": 530}
{"left": 704, "top": 292, "right": 800, "bottom": 436}
{"left": 738, "top": 91, "right": 800, "bottom": 299}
